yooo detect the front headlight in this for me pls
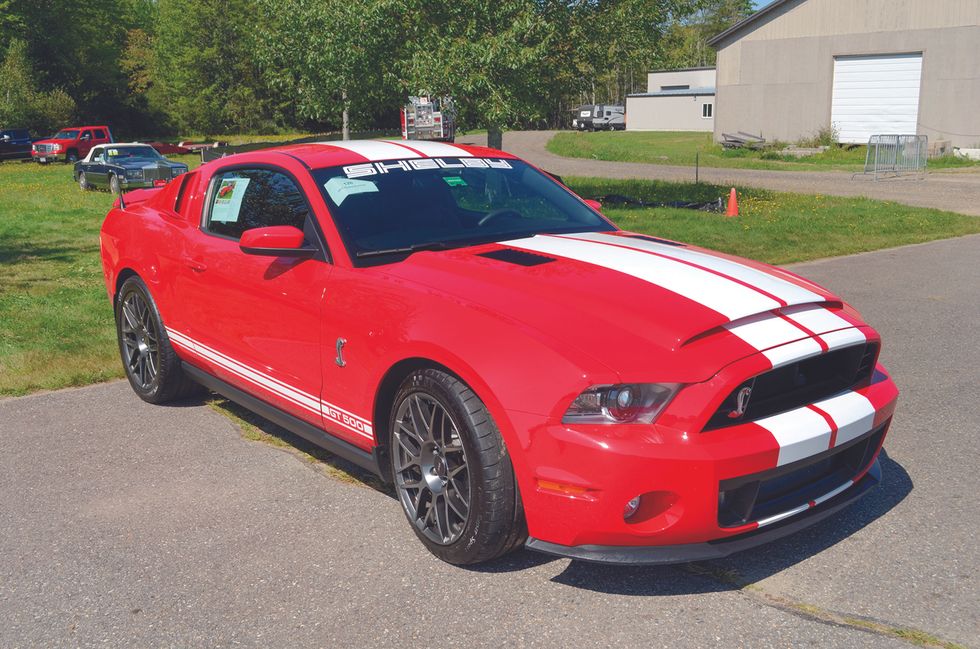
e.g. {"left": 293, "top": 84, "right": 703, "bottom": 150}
{"left": 172, "top": 166, "right": 187, "bottom": 178}
{"left": 52, "top": 143, "right": 62, "bottom": 152}
{"left": 563, "top": 383, "right": 682, "bottom": 425}
{"left": 126, "top": 169, "right": 144, "bottom": 179}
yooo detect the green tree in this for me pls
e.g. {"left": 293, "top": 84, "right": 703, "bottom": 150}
{"left": 662, "top": 0, "right": 753, "bottom": 68}
{"left": 0, "top": 39, "right": 77, "bottom": 133}
{"left": 152, "top": 0, "right": 275, "bottom": 134}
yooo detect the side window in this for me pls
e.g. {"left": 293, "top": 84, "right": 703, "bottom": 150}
{"left": 90, "top": 148, "right": 102, "bottom": 161}
{"left": 94, "top": 129, "right": 107, "bottom": 139}
{"left": 205, "top": 168, "right": 310, "bottom": 240}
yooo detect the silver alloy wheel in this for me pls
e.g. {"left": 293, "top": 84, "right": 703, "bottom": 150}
{"left": 119, "top": 291, "right": 159, "bottom": 390}
{"left": 109, "top": 174, "right": 120, "bottom": 195}
{"left": 78, "top": 172, "right": 87, "bottom": 190}
{"left": 393, "top": 392, "right": 470, "bottom": 545}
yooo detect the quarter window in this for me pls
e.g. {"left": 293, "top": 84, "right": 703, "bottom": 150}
{"left": 205, "top": 168, "right": 311, "bottom": 240}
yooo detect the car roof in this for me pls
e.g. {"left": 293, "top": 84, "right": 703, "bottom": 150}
{"left": 204, "top": 139, "right": 519, "bottom": 171}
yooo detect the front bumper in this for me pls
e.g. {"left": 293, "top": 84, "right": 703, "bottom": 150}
{"left": 508, "top": 360, "right": 898, "bottom": 554}
{"left": 32, "top": 150, "right": 66, "bottom": 162}
{"left": 526, "top": 459, "right": 881, "bottom": 564}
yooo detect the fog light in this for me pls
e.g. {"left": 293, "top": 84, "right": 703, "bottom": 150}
{"left": 623, "top": 495, "right": 642, "bottom": 519}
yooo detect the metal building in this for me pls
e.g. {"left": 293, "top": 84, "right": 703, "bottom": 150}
{"left": 625, "top": 68, "right": 716, "bottom": 132}
{"left": 709, "top": 0, "right": 980, "bottom": 147}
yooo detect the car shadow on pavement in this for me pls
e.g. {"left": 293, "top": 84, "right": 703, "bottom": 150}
{"left": 545, "top": 450, "right": 912, "bottom": 595}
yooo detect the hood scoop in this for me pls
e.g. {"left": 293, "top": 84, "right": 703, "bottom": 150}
{"left": 478, "top": 248, "right": 556, "bottom": 267}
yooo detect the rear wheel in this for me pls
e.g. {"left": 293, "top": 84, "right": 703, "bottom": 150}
{"left": 115, "top": 276, "right": 200, "bottom": 404}
{"left": 389, "top": 368, "right": 525, "bottom": 565}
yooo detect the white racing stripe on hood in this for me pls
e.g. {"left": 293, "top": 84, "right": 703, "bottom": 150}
{"left": 506, "top": 235, "right": 780, "bottom": 320}
{"left": 564, "top": 232, "right": 824, "bottom": 306}
{"left": 781, "top": 304, "right": 853, "bottom": 333}
{"left": 318, "top": 140, "right": 420, "bottom": 161}
{"left": 385, "top": 139, "right": 473, "bottom": 157}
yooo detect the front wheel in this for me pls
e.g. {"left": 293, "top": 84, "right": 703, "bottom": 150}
{"left": 115, "top": 276, "right": 200, "bottom": 403}
{"left": 109, "top": 174, "right": 120, "bottom": 195}
{"left": 390, "top": 368, "right": 525, "bottom": 564}
{"left": 78, "top": 171, "right": 89, "bottom": 190}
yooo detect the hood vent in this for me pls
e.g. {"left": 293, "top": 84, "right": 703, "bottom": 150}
{"left": 478, "top": 248, "right": 556, "bottom": 267}
{"left": 626, "top": 234, "right": 685, "bottom": 247}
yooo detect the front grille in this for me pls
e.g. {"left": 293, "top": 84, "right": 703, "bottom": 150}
{"left": 142, "top": 165, "right": 172, "bottom": 182}
{"left": 35, "top": 144, "right": 56, "bottom": 153}
{"left": 718, "top": 422, "right": 886, "bottom": 527}
{"left": 704, "top": 342, "right": 878, "bottom": 431}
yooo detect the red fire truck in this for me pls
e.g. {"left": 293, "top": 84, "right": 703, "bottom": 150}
{"left": 401, "top": 95, "right": 456, "bottom": 142}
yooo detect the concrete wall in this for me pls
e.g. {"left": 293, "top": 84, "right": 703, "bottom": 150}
{"left": 647, "top": 68, "right": 716, "bottom": 92}
{"left": 714, "top": 0, "right": 980, "bottom": 147}
{"left": 626, "top": 94, "right": 715, "bottom": 132}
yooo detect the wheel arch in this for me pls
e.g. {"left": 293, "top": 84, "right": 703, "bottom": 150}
{"left": 113, "top": 267, "right": 140, "bottom": 305}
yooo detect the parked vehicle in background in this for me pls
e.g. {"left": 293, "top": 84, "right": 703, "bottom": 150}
{"left": 99, "top": 139, "right": 898, "bottom": 566}
{"left": 0, "top": 128, "right": 36, "bottom": 161}
{"left": 32, "top": 125, "right": 113, "bottom": 163}
{"left": 572, "top": 104, "right": 626, "bottom": 131}
{"left": 402, "top": 95, "right": 456, "bottom": 142}
{"left": 74, "top": 143, "right": 189, "bottom": 193}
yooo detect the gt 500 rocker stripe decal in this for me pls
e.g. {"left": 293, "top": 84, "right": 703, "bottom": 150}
{"left": 754, "top": 390, "right": 877, "bottom": 467}
{"left": 165, "top": 328, "right": 374, "bottom": 440}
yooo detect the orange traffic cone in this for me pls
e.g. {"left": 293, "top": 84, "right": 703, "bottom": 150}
{"left": 725, "top": 187, "right": 739, "bottom": 217}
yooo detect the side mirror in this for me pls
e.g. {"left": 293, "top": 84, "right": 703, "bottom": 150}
{"left": 1, "top": 135, "right": 10, "bottom": 142}
{"left": 584, "top": 199, "right": 603, "bottom": 212}
{"left": 239, "top": 225, "right": 316, "bottom": 258}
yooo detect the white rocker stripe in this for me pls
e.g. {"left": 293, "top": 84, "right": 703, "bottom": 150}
{"left": 166, "top": 328, "right": 374, "bottom": 439}
{"left": 506, "top": 235, "right": 780, "bottom": 320}
{"left": 385, "top": 139, "right": 472, "bottom": 157}
{"left": 754, "top": 407, "right": 834, "bottom": 467}
{"left": 566, "top": 232, "right": 823, "bottom": 306}
{"left": 317, "top": 140, "right": 420, "bottom": 161}
{"left": 812, "top": 390, "right": 876, "bottom": 447}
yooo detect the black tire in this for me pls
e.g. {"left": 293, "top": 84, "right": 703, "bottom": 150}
{"left": 109, "top": 174, "right": 120, "bottom": 195}
{"left": 115, "top": 275, "right": 201, "bottom": 404}
{"left": 78, "top": 171, "right": 89, "bottom": 190}
{"left": 389, "top": 368, "right": 525, "bottom": 565}
{"left": 66, "top": 149, "right": 78, "bottom": 163}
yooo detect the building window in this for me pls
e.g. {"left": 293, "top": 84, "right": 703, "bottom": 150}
{"left": 661, "top": 85, "right": 690, "bottom": 91}
{"left": 702, "top": 103, "right": 713, "bottom": 118}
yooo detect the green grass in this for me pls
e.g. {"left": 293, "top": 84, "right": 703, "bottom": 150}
{"left": 1, "top": 159, "right": 977, "bottom": 396}
{"left": 566, "top": 177, "right": 980, "bottom": 265}
{"left": 548, "top": 131, "right": 980, "bottom": 172}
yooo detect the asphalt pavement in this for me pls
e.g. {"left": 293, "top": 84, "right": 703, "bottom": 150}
{"left": 458, "top": 131, "right": 980, "bottom": 216}
{"left": 1, "top": 234, "right": 978, "bottom": 648}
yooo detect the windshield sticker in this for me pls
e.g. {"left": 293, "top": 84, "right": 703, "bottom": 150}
{"left": 211, "top": 177, "right": 250, "bottom": 223}
{"left": 324, "top": 177, "right": 379, "bottom": 205}
{"left": 443, "top": 176, "right": 467, "bottom": 187}
{"left": 107, "top": 149, "right": 118, "bottom": 157}
{"left": 344, "top": 157, "right": 511, "bottom": 178}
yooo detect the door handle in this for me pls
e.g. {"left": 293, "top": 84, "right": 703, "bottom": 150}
{"left": 187, "top": 260, "right": 207, "bottom": 273}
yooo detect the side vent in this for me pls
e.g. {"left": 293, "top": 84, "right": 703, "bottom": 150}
{"left": 626, "top": 234, "right": 684, "bottom": 247}
{"left": 478, "top": 248, "right": 556, "bottom": 267}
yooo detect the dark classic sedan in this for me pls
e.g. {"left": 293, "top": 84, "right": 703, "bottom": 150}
{"left": 73, "top": 143, "right": 189, "bottom": 192}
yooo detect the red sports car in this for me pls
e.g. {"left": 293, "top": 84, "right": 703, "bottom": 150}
{"left": 99, "top": 140, "right": 899, "bottom": 565}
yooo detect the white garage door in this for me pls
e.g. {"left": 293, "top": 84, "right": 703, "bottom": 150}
{"left": 831, "top": 53, "right": 923, "bottom": 144}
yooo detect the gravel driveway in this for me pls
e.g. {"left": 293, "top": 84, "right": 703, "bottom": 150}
{"left": 457, "top": 130, "right": 980, "bottom": 216}
{"left": 1, "top": 235, "right": 977, "bottom": 649}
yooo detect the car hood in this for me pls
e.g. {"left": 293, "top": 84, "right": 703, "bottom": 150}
{"left": 380, "top": 231, "right": 851, "bottom": 382}
{"left": 114, "top": 157, "right": 181, "bottom": 168}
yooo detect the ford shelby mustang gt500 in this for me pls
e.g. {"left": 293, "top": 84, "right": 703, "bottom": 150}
{"left": 100, "top": 140, "right": 898, "bottom": 565}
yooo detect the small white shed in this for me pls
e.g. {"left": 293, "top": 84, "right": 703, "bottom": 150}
{"left": 626, "top": 67, "right": 717, "bottom": 132}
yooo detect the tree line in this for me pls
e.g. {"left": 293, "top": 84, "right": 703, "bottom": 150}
{"left": 0, "top": 0, "right": 752, "bottom": 139}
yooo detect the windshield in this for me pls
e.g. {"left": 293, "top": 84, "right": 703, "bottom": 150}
{"left": 107, "top": 146, "right": 161, "bottom": 161}
{"left": 54, "top": 130, "right": 79, "bottom": 139}
{"left": 313, "top": 158, "right": 614, "bottom": 263}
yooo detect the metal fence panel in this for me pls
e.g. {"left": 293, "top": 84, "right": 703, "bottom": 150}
{"left": 862, "top": 134, "right": 928, "bottom": 180}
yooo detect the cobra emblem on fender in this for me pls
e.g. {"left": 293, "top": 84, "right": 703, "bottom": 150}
{"left": 728, "top": 385, "right": 753, "bottom": 419}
